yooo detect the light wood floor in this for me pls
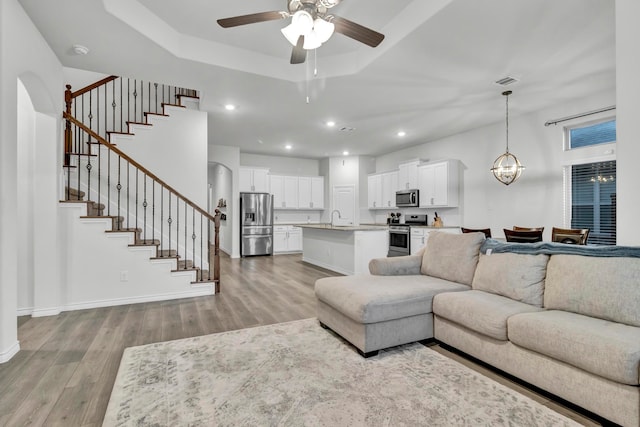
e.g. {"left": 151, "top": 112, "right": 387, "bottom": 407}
{"left": 0, "top": 253, "right": 605, "bottom": 426}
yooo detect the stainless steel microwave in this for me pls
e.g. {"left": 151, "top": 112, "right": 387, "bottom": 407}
{"left": 396, "top": 189, "right": 419, "bottom": 207}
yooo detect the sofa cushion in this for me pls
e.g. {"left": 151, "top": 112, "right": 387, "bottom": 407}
{"left": 433, "top": 290, "right": 542, "bottom": 341}
{"left": 508, "top": 310, "right": 640, "bottom": 385}
{"left": 472, "top": 253, "right": 549, "bottom": 307}
{"left": 315, "top": 275, "right": 469, "bottom": 324}
{"left": 545, "top": 255, "right": 640, "bottom": 327}
{"left": 421, "top": 231, "right": 485, "bottom": 285}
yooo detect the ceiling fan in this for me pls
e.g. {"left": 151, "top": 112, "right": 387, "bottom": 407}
{"left": 217, "top": 0, "right": 385, "bottom": 64}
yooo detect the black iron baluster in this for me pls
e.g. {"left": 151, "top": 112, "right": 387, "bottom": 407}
{"left": 192, "top": 207, "right": 196, "bottom": 276}
{"left": 160, "top": 188, "right": 164, "bottom": 256}
{"left": 126, "top": 159, "right": 130, "bottom": 227}
{"left": 148, "top": 81, "right": 151, "bottom": 117}
{"left": 127, "top": 79, "right": 131, "bottom": 124}
{"left": 176, "top": 198, "right": 180, "bottom": 267}
{"left": 140, "top": 81, "right": 144, "bottom": 123}
{"left": 143, "top": 175, "right": 147, "bottom": 242}
{"left": 133, "top": 79, "right": 137, "bottom": 124}
{"left": 120, "top": 78, "right": 123, "bottom": 133}
{"left": 96, "top": 87, "right": 100, "bottom": 139}
{"left": 116, "top": 156, "right": 121, "bottom": 230}
{"left": 168, "top": 193, "right": 172, "bottom": 258}
{"left": 97, "top": 126, "right": 101, "bottom": 212}
{"left": 162, "top": 84, "right": 165, "bottom": 107}
{"left": 135, "top": 169, "right": 139, "bottom": 231}
{"left": 152, "top": 179, "right": 155, "bottom": 244}
{"left": 104, "top": 82, "right": 107, "bottom": 140}
{"left": 107, "top": 149, "right": 111, "bottom": 216}
{"left": 207, "top": 220, "right": 211, "bottom": 280}
{"left": 112, "top": 80, "right": 116, "bottom": 135}
{"left": 88, "top": 91, "right": 93, "bottom": 143}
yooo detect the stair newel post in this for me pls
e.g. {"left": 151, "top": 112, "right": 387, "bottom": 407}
{"left": 200, "top": 214, "right": 203, "bottom": 282}
{"left": 64, "top": 85, "right": 73, "bottom": 167}
{"left": 214, "top": 209, "right": 221, "bottom": 292}
{"left": 190, "top": 204, "right": 194, "bottom": 272}
{"left": 116, "top": 155, "right": 122, "bottom": 230}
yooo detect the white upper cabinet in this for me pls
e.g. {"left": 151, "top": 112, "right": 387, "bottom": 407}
{"left": 368, "top": 171, "right": 398, "bottom": 209}
{"left": 271, "top": 175, "right": 323, "bottom": 210}
{"left": 239, "top": 167, "right": 270, "bottom": 193}
{"left": 381, "top": 171, "right": 398, "bottom": 208}
{"left": 417, "top": 160, "right": 459, "bottom": 207}
{"left": 298, "top": 176, "right": 324, "bottom": 209}
{"left": 367, "top": 174, "right": 382, "bottom": 209}
{"left": 397, "top": 160, "right": 420, "bottom": 190}
{"left": 270, "top": 175, "right": 298, "bottom": 209}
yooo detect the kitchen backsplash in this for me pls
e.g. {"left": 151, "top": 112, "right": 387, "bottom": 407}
{"left": 372, "top": 209, "right": 461, "bottom": 227}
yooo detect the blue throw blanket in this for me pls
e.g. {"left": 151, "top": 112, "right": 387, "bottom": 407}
{"left": 480, "top": 239, "right": 640, "bottom": 258}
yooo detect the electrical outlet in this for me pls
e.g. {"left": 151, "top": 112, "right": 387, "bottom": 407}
{"left": 120, "top": 270, "right": 129, "bottom": 282}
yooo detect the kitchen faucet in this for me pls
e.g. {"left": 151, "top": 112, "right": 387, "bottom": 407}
{"left": 330, "top": 209, "right": 342, "bottom": 227}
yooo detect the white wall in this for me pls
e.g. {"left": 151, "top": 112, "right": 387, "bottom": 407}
{"left": 111, "top": 106, "right": 208, "bottom": 207}
{"left": 375, "top": 90, "right": 616, "bottom": 241}
{"left": 208, "top": 163, "right": 232, "bottom": 254}
{"left": 209, "top": 145, "right": 240, "bottom": 257}
{"left": 0, "top": 0, "right": 64, "bottom": 362}
{"left": 616, "top": 0, "right": 640, "bottom": 245}
{"left": 17, "top": 80, "right": 35, "bottom": 312}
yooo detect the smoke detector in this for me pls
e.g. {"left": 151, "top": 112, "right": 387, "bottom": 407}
{"left": 72, "top": 44, "right": 90, "bottom": 55}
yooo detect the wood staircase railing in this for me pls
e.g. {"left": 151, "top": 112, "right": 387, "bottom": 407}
{"left": 63, "top": 77, "right": 221, "bottom": 291}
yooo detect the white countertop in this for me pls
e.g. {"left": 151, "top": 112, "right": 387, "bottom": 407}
{"left": 296, "top": 224, "right": 388, "bottom": 232}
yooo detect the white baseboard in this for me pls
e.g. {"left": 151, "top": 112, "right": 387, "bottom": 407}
{"left": 17, "top": 307, "right": 34, "bottom": 316}
{"left": 62, "top": 286, "right": 215, "bottom": 313}
{"left": 31, "top": 307, "right": 62, "bottom": 318}
{"left": 0, "top": 341, "right": 20, "bottom": 364}
{"left": 301, "top": 256, "right": 352, "bottom": 276}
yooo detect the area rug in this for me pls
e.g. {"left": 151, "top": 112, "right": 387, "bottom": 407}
{"left": 104, "top": 318, "right": 580, "bottom": 426}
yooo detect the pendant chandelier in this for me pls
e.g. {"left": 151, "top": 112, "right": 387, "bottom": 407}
{"left": 491, "top": 90, "right": 524, "bottom": 185}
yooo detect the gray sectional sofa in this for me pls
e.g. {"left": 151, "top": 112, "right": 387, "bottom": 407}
{"left": 314, "top": 231, "right": 640, "bottom": 426}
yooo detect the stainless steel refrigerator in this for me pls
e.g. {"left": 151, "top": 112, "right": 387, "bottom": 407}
{"left": 240, "top": 192, "right": 274, "bottom": 257}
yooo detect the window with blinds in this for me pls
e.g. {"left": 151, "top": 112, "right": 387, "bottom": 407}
{"left": 570, "top": 161, "right": 616, "bottom": 245}
{"left": 568, "top": 119, "right": 616, "bottom": 149}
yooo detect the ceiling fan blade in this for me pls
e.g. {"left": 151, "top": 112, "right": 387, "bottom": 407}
{"left": 331, "top": 16, "right": 385, "bottom": 47}
{"left": 290, "top": 36, "right": 307, "bottom": 64}
{"left": 217, "top": 11, "right": 287, "bottom": 28}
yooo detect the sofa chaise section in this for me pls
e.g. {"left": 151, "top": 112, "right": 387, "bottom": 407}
{"left": 315, "top": 231, "right": 485, "bottom": 357}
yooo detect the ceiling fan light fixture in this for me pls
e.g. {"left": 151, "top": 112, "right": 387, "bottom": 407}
{"left": 303, "top": 30, "right": 322, "bottom": 50}
{"left": 281, "top": 10, "right": 314, "bottom": 46}
{"left": 313, "top": 18, "right": 335, "bottom": 43}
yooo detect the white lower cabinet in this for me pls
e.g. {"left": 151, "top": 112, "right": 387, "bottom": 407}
{"left": 274, "top": 226, "right": 302, "bottom": 253}
{"left": 410, "top": 228, "right": 428, "bottom": 255}
{"left": 410, "top": 227, "right": 461, "bottom": 255}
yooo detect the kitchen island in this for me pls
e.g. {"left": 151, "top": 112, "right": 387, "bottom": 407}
{"left": 298, "top": 224, "right": 389, "bottom": 275}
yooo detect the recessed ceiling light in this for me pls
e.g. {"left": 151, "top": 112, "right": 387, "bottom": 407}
{"left": 224, "top": 104, "right": 236, "bottom": 111}
{"left": 258, "top": 139, "right": 264, "bottom": 144}
{"left": 397, "top": 131, "right": 406, "bottom": 137}
{"left": 285, "top": 144, "right": 292, "bottom": 150}
{"left": 343, "top": 151, "right": 349, "bottom": 156}
{"left": 326, "top": 120, "right": 336, "bottom": 127}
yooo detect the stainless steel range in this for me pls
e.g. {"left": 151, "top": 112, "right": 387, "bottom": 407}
{"left": 388, "top": 214, "right": 428, "bottom": 257}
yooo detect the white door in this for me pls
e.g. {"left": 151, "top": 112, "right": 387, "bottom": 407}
{"left": 332, "top": 185, "right": 355, "bottom": 226}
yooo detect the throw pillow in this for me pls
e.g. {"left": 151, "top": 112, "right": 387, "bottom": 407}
{"left": 421, "top": 231, "right": 484, "bottom": 285}
{"left": 472, "top": 253, "right": 549, "bottom": 307}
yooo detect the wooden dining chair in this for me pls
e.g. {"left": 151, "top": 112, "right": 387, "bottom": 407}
{"left": 513, "top": 226, "right": 545, "bottom": 233}
{"left": 504, "top": 229, "right": 543, "bottom": 243}
{"left": 461, "top": 227, "right": 492, "bottom": 239}
{"left": 551, "top": 227, "right": 590, "bottom": 245}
